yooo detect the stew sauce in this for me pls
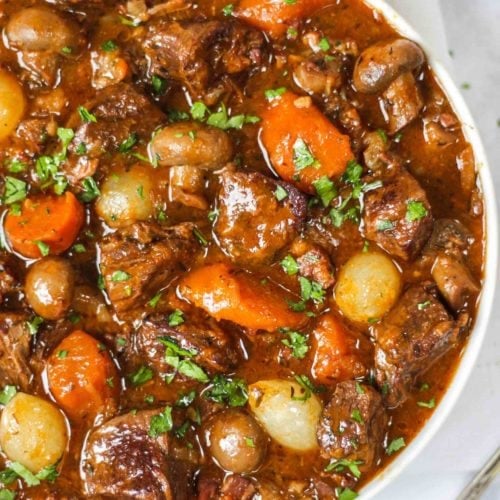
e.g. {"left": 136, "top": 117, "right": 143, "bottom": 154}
{"left": 0, "top": 0, "right": 484, "bottom": 498}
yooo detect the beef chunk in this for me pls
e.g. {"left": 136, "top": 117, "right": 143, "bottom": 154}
{"left": 317, "top": 381, "right": 387, "bottom": 469}
{"left": 0, "top": 313, "right": 32, "bottom": 391}
{"left": 219, "top": 475, "right": 257, "bottom": 500}
{"left": 82, "top": 409, "right": 197, "bottom": 499}
{"left": 381, "top": 73, "right": 423, "bottom": 134}
{"left": 214, "top": 170, "right": 306, "bottom": 266}
{"left": 68, "top": 83, "right": 164, "bottom": 160}
{"left": 0, "top": 259, "right": 17, "bottom": 304}
{"left": 99, "top": 222, "right": 198, "bottom": 312}
{"left": 363, "top": 170, "right": 433, "bottom": 261}
{"left": 374, "top": 284, "right": 461, "bottom": 407}
{"left": 136, "top": 314, "right": 239, "bottom": 377}
{"left": 426, "top": 218, "right": 472, "bottom": 257}
{"left": 291, "top": 239, "right": 335, "bottom": 290}
{"left": 136, "top": 19, "right": 266, "bottom": 101}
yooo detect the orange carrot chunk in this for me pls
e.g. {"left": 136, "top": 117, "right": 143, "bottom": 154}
{"left": 4, "top": 191, "right": 84, "bottom": 259}
{"left": 261, "top": 92, "right": 354, "bottom": 194}
{"left": 47, "top": 330, "right": 119, "bottom": 421}
{"left": 236, "top": 0, "right": 333, "bottom": 38}
{"left": 311, "top": 314, "right": 369, "bottom": 384}
{"left": 179, "top": 263, "right": 306, "bottom": 332}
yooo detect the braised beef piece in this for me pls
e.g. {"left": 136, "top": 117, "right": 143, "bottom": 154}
{"left": 134, "top": 18, "right": 266, "bottom": 101}
{"left": 426, "top": 218, "right": 472, "bottom": 256}
{"left": 317, "top": 381, "right": 387, "bottom": 470}
{"left": 363, "top": 169, "right": 433, "bottom": 261}
{"left": 136, "top": 314, "right": 239, "bottom": 376}
{"left": 0, "top": 258, "right": 17, "bottom": 304}
{"left": 219, "top": 475, "right": 257, "bottom": 500}
{"left": 82, "top": 409, "right": 197, "bottom": 499}
{"left": 214, "top": 170, "right": 307, "bottom": 266}
{"left": 381, "top": 72, "right": 423, "bottom": 134}
{"left": 290, "top": 239, "right": 335, "bottom": 290}
{"left": 68, "top": 83, "right": 165, "bottom": 160}
{"left": 374, "top": 284, "right": 462, "bottom": 407}
{"left": 99, "top": 222, "right": 198, "bottom": 312}
{"left": 0, "top": 313, "right": 32, "bottom": 391}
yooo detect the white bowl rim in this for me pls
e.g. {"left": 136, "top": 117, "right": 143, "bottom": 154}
{"left": 354, "top": 1, "right": 499, "bottom": 497}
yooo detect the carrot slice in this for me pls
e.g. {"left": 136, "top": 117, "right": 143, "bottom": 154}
{"left": 4, "top": 191, "right": 84, "bottom": 259}
{"left": 311, "top": 314, "right": 369, "bottom": 384}
{"left": 47, "top": 330, "right": 119, "bottom": 421}
{"left": 179, "top": 263, "right": 306, "bottom": 332}
{"left": 261, "top": 92, "right": 354, "bottom": 194}
{"left": 236, "top": 0, "right": 332, "bottom": 38}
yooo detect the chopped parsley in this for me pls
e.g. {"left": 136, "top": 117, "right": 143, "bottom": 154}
{"left": 119, "top": 132, "right": 138, "bottom": 153}
{"left": 168, "top": 309, "right": 185, "bottom": 327}
{"left": 406, "top": 200, "right": 428, "bottom": 222}
{"left": 3, "top": 176, "right": 27, "bottom": 205}
{"left": 101, "top": 40, "right": 118, "bottom": 52}
{"left": 299, "top": 276, "right": 325, "bottom": 304}
{"left": 129, "top": 365, "right": 154, "bottom": 386}
{"left": 417, "top": 300, "right": 431, "bottom": 311}
{"left": 245, "top": 437, "right": 255, "bottom": 447}
{"left": 80, "top": 176, "right": 100, "bottom": 202}
{"left": 336, "top": 487, "right": 359, "bottom": 500}
{"left": 77, "top": 106, "right": 97, "bottom": 123}
{"left": 376, "top": 129, "right": 388, "bottom": 143}
{"left": 386, "top": 437, "right": 406, "bottom": 455}
{"left": 355, "top": 382, "right": 365, "bottom": 395}
{"left": 176, "top": 390, "right": 196, "bottom": 408}
{"left": 158, "top": 336, "right": 209, "bottom": 383}
{"left": 417, "top": 398, "right": 436, "bottom": 409}
{"left": 264, "top": 87, "right": 287, "bottom": 101}
{"left": 148, "top": 292, "right": 162, "bottom": 308}
{"left": 35, "top": 240, "right": 50, "bottom": 257}
{"left": 149, "top": 406, "right": 173, "bottom": 438}
{"left": 313, "top": 176, "right": 337, "bottom": 207}
{"left": 325, "top": 458, "right": 363, "bottom": 479}
{"left": 111, "top": 270, "right": 131, "bottom": 282}
{"left": 204, "top": 375, "right": 249, "bottom": 407}
{"left": 222, "top": 3, "right": 234, "bottom": 16}
{"left": 274, "top": 184, "right": 289, "bottom": 201}
{"left": 0, "top": 461, "right": 59, "bottom": 488}
{"left": 376, "top": 219, "right": 395, "bottom": 232}
{"left": 281, "top": 255, "right": 299, "bottom": 275}
{"left": 0, "top": 386, "right": 16, "bottom": 405}
{"left": 6, "top": 158, "right": 27, "bottom": 173}
{"left": 293, "top": 138, "right": 319, "bottom": 171}
{"left": 193, "top": 227, "right": 209, "bottom": 246}
{"left": 35, "top": 127, "right": 74, "bottom": 194}
{"left": 318, "top": 37, "right": 331, "bottom": 52}
{"left": 72, "top": 243, "right": 86, "bottom": 254}
{"left": 280, "top": 328, "right": 309, "bottom": 359}
{"left": 351, "top": 408, "right": 364, "bottom": 424}
{"left": 26, "top": 316, "right": 43, "bottom": 335}
{"left": 57, "top": 350, "right": 68, "bottom": 359}
{"left": 292, "top": 374, "right": 319, "bottom": 401}
{"left": 190, "top": 101, "right": 259, "bottom": 130}
{"left": 152, "top": 75, "right": 167, "bottom": 95}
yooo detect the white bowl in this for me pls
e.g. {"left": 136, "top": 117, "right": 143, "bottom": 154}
{"left": 357, "top": 1, "right": 499, "bottom": 497}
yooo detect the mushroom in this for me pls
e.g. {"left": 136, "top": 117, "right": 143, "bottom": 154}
{"left": 353, "top": 38, "right": 424, "bottom": 94}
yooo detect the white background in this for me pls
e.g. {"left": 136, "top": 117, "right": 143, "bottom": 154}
{"left": 378, "top": 1, "right": 500, "bottom": 499}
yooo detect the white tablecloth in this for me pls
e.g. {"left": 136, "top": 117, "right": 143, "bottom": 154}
{"left": 377, "top": 1, "right": 500, "bottom": 499}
